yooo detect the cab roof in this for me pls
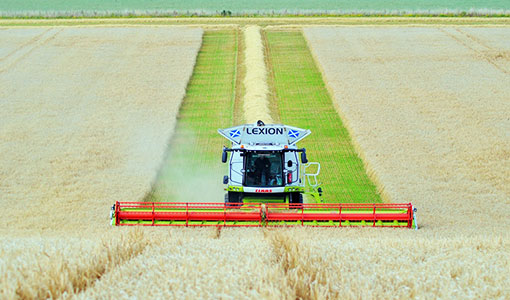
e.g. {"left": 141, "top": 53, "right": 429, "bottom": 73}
{"left": 218, "top": 123, "right": 311, "bottom": 147}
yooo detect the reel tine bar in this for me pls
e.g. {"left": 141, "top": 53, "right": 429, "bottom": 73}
{"left": 114, "top": 201, "right": 415, "bottom": 228}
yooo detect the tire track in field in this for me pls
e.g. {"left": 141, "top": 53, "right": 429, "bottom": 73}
{"left": 0, "top": 28, "right": 63, "bottom": 74}
{"left": 455, "top": 28, "right": 493, "bottom": 51}
{"left": 264, "top": 229, "right": 328, "bottom": 299}
{"left": 0, "top": 28, "right": 51, "bottom": 62}
{"left": 453, "top": 28, "right": 510, "bottom": 60}
{"left": 64, "top": 230, "right": 154, "bottom": 298}
{"left": 455, "top": 28, "right": 510, "bottom": 64}
{"left": 13, "top": 230, "right": 151, "bottom": 299}
{"left": 438, "top": 27, "right": 510, "bottom": 75}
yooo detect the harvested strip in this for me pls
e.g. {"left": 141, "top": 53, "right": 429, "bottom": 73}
{"left": 264, "top": 30, "right": 382, "bottom": 203}
{"left": 0, "top": 27, "right": 203, "bottom": 236}
{"left": 243, "top": 25, "right": 273, "bottom": 124}
{"left": 148, "top": 30, "right": 238, "bottom": 203}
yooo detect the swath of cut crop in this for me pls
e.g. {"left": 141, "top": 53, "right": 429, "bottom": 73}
{"left": 0, "top": 27, "right": 203, "bottom": 237}
{"left": 243, "top": 25, "right": 273, "bottom": 124}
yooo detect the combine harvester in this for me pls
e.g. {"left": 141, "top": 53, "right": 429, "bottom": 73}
{"left": 112, "top": 121, "right": 417, "bottom": 229}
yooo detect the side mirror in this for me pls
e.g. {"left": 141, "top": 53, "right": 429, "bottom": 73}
{"left": 287, "top": 160, "right": 293, "bottom": 167}
{"left": 223, "top": 175, "right": 229, "bottom": 184}
{"left": 222, "top": 150, "right": 227, "bottom": 163}
{"left": 301, "top": 150, "right": 308, "bottom": 163}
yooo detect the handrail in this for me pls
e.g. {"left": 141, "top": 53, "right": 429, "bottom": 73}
{"left": 302, "top": 162, "right": 321, "bottom": 188}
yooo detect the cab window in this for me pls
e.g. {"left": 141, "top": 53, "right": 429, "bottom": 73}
{"left": 244, "top": 152, "right": 283, "bottom": 187}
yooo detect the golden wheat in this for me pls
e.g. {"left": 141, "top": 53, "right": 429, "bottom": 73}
{"left": 266, "top": 227, "right": 510, "bottom": 299}
{"left": 75, "top": 228, "right": 294, "bottom": 299}
{"left": 303, "top": 26, "right": 510, "bottom": 231}
{"left": 0, "top": 229, "right": 151, "bottom": 299}
{"left": 2, "top": 25, "right": 510, "bottom": 299}
{"left": 0, "top": 27, "right": 203, "bottom": 237}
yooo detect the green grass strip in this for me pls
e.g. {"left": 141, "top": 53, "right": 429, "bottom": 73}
{"left": 147, "top": 30, "right": 237, "bottom": 202}
{"left": 265, "top": 31, "right": 381, "bottom": 203}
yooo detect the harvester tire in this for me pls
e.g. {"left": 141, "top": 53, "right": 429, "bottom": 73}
{"left": 226, "top": 192, "right": 242, "bottom": 208}
{"left": 289, "top": 192, "right": 303, "bottom": 208}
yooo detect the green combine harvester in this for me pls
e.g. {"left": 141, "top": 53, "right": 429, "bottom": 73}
{"left": 218, "top": 120, "right": 323, "bottom": 205}
{"left": 111, "top": 121, "right": 417, "bottom": 228}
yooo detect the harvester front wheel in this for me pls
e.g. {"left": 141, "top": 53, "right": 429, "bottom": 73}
{"left": 226, "top": 192, "right": 243, "bottom": 208}
{"left": 289, "top": 192, "right": 303, "bottom": 208}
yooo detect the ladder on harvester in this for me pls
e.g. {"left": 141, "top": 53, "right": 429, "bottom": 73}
{"left": 302, "top": 162, "right": 324, "bottom": 203}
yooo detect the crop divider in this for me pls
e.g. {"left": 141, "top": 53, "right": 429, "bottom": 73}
{"left": 301, "top": 205, "right": 304, "bottom": 226}
{"left": 373, "top": 205, "right": 376, "bottom": 227}
{"left": 152, "top": 202, "right": 155, "bottom": 226}
{"left": 338, "top": 204, "right": 342, "bottom": 227}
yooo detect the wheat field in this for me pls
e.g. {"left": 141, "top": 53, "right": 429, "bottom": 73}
{"left": 0, "top": 26, "right": 204, "bottom": 298}
{"left": 0, "top": 27, "right": 202, "bottom": 237}
{"left": 1, "top": 24, "right": 510, "bottom": 299}
{"left": 297, "top": 26, "right": 510, "bottom": 297}
{"left": 303, "top": 26, "right": 510, "bottom": 231}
